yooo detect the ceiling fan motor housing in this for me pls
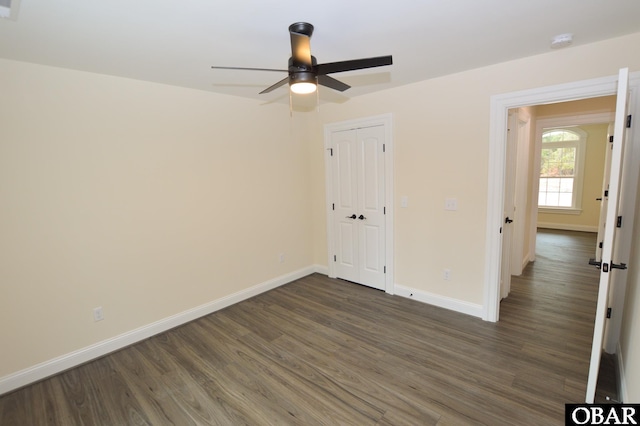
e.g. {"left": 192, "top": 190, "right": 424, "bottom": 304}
{"left": 289, "top": 71, "right": 317, "bottom": 86}
{"left": 288, "top": 22, "right": 314, "bottom": 38}
{"left": 288, "top": 55, "right": 317, "bottom": 81}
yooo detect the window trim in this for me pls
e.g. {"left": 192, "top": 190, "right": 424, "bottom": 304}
{"left": 538, "top": 127, "right": 587, "bottom": 213}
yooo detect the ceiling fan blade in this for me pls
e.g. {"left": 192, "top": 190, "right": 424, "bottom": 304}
{"left": 318, "top": 75, "right": 351, "bottom": 92}
{"left": 259, "top": 77, "right": 290, "bottom": 94}
{"left": 315, "top": 55, "right": 393, "bottom": 75}
{"left": 211, "top": 66, "right": 287, "bottom": 73}
{"left": 289, "top": 22, "right": 314, "bottom": 67}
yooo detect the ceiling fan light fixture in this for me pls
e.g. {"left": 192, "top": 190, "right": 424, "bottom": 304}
{"left": 289, "top": 71, "right": 317, "bottom": 94}
{"left": 290, "top": 81, "right": 317, "bottom": 94}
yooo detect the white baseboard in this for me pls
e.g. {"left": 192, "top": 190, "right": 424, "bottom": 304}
{"left": 617, "top": 342, "right": 628, "bottom": 403}
{"left": 0, "top": 266, "right": 320, "bottom": 396}
{"left": 312, "top": 264, "right": 329, "bottom": 275}
{"left": 394, "top": 284, "right": 484, "bottom": 319}
{"left": 537, "top": 222, "right": 598, "bottom": 233}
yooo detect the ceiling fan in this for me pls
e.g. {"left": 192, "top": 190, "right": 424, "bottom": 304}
{"left": 211, "top": 22, "right": 393, "bottom": 95}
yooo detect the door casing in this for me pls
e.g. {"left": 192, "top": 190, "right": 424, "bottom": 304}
{"left": 325, "top": 114, "right": 394, "bottom": 294}
{"left": 485, "top": 72, "right": 640, "bottom": 323}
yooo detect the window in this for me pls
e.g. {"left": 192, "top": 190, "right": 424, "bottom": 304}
{"left": 538, "top": 128, "right": 586, "bottom": 212}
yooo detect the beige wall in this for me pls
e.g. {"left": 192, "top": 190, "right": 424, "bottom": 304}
{"left": 0, "top": 59, "right": 314, "bottom": 377}
{"left": 2, "top": 30, "right": 640, "bottom": 401}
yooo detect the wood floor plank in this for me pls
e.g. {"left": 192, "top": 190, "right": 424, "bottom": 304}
{"left": 0, "top": 229, "right": 608, "bottom": 425}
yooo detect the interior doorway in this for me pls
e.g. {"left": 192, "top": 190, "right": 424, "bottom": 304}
{"left": 487, "top": 69, "right": 640, "bottom": 403}
{"left": 324, "top": 114, "right": 395, "bottom": 294}
{"left": 502, "top": 104, "right": 615, "bottom": 300}
{"left": 484, "top": 72, "right": 639, "bottom": 321}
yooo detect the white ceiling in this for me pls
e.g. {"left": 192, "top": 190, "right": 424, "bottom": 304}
{"left": 2, "top": 0, "right": 640, "bottom": 104}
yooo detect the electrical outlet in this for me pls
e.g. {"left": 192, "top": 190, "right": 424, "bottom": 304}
{"left": 278, "top": 253, "right": 285, "bottom": 263}
{"left": 445, "top": 198, "right": 458, "bottom": 211}
{"left": 443, "top": 269, "right": 451, "bottom": 281}
{"left": 93, "top": 306, "right": 104, "bottom": 322}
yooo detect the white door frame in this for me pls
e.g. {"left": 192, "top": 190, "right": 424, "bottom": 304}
{"left": 484, "top": 72, "right": 640, "bottom": 322}
{"left": 324, "top": 113, "right": 395, "bottom": 294}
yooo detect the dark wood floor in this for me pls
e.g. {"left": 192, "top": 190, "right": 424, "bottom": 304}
{"left": 0, "top": 229, "right": 609, "bottom": 425}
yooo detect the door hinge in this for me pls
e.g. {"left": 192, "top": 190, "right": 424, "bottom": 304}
{"left": 383, "top": 206, "right": 386, "bottom": 215}
{"left": 499, "top": 226, "right": 503, "bottom": 234}
{"left": 384, "top": 266, "right": 386, "bottom": 274}
{"left": 332, "top": 203, "right": 335, "bottom": 211}
{"left": 383, "top": 143, "right": 386, "bottom": 153}
{"left": 627, "top": 115, "right": 632, "bottom": 128}
{"left": 599, "top": 242, "right": 603, "bottom": 249}
{"left": 609, "top": 135, "right": 614, "bottom": 143}
{"left": 333, "top": 255, "right": 336, "bottom": 262}
{"left": 617, "top": 216, "right": 622, "bottom": 228}
{"left": 607, "top": 307, "right": 612, "bottom": 318}
{"left": 329, "top": 148, "right": 333, "bottom": 156}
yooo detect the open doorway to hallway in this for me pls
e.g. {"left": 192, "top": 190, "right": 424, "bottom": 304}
{"left": 503, "top": 96, "right": 616, "bottom": 299}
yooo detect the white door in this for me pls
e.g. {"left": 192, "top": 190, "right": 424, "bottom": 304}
{"left": 511, "top": 110, "right": 531, "bottom": 276}
{"left": 332, "top": 125, "right": 386, "bottom": 290}
{"left": 585, "top": 68, "right": 630, "bottom": 403}
{"left": 500, "top": 111, "right": 517, "bottom": 299}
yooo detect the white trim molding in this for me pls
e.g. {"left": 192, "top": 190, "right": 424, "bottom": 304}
{"left": 0, "top": 266, "right": 318, "bottom": 396}
{"left": 395, "top": 284, "right": 484, "bottom": 319}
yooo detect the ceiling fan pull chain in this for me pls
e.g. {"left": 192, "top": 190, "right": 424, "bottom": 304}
{"left": 289, "top": 90, "right": 293, "bottom": 117}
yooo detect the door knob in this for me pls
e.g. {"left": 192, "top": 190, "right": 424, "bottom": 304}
{"left": 589, "top": 258, "right": 602, "bottom": 269}
{"left": 611, "top": 262, "right": 628, "bottom": 270}
{"left": 346, "top": 214, "right": 357, "bottom": 219}
{"left": 358, "top": 214, "right": 366, "bottom": 220}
